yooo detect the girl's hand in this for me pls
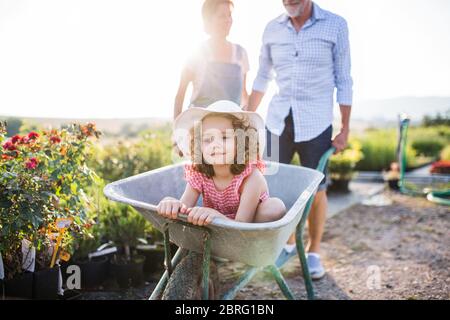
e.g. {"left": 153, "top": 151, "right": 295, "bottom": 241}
{"left": 186, "top": 207, "right": 224, "bottom": 226}
{"left": 157, "top": 197, "right": 187, "bottom": 220}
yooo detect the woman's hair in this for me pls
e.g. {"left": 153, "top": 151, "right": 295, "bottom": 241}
{"left": 202, "top": 0, "right": 234, "bottom": 24}
{"left": 189, "top": 112, "right": 260, "bottom": 178}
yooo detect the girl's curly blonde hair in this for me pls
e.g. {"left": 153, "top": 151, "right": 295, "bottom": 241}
{"left": 189, "top": 112, "right": 261, "bottom": 178}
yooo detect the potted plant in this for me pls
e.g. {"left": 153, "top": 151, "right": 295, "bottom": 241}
{"left": 0, "top": 121, "right": 102, "bottom": 299}
{"left": 70, "top": 221, "right": 109, "bottom": 290}
{"left": 102, "top": 203, "right": 148, "bottom": 288}
{"left": 383, "top": 162, "right": 401, "bottom": 190}
{"left": 430, "top": 160, "right": 450, "bottom": 175}
{"left": 136, "top": 229, "right": 167, "bottom": 278}
{"left": 328, "top": 141, "right": 364, "bottom": 192}
{"left": 33, "top": 239, "right": 60, "bottom": 300}
{"left": 1, "top": 243, "right": 34, "bottom": 299}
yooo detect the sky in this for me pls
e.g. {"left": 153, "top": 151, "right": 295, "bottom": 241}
{"left": 0, "top": 0, "right": 449, "bottom": 119}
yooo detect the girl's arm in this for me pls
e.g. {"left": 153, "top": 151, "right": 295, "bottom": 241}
{"left": 234, "top": 170, "right": 267, "bottom": 223}
{"left": 179, "top": 183, "right": 201, "bottom": 210}
{"left": 173, "top": 67, "right": 194, "bottom": 120}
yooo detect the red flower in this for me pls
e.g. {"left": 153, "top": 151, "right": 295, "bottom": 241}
{"left": 28, "top": 131, "right": 39, "bottom": 140}
{"left": 430, "top": 160, "right": 450, "bottom": 174}
{"left": 50, "top": 136, "right": 61, "bottom": 144}
{"left": 11, "top": 135, "right": 22, "bottom": 144}
{"left": 20, "top": 136, "right": 30, "bottom": 144}
{"left": 25, "top": 157, "right": 39, "bottom": 169}
{"left": 1, "top": 154, "right": 14, "bottom": 161}
{"left": 2, "top": 141, "right": 16, "bottom": 151}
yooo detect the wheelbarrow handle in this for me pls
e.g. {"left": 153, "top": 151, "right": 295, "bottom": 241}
{"left": 167, "top": 213, "right": 212, "bottom": 232}
{"left": 316, "top": 147, "right": 336, "bottom": 173}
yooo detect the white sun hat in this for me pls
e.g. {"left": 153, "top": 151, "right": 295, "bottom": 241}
{"left": 173, "top": 100, "right": 266, "bottom": 158}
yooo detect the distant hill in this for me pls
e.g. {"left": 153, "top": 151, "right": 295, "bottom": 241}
{"left": 2, "top": 96, "right": 449, "bottom": 136}
{"left": 352, "top": 96, "right": 450, "bottom": 122}
{"left": 0, "top": 116, "right": 171, "bottom": 137}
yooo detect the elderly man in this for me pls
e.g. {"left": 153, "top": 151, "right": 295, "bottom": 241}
{"left": 247, "top": 0, "right": 353, "bottom": 279}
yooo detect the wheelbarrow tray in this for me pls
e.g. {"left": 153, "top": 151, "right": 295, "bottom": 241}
{"left": 104, "top": 161, "right": 323, "bottom": 267}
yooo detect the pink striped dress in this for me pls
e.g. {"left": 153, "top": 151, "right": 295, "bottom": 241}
{"left": 183, "top": 160, "right": 270, "bottom": 219}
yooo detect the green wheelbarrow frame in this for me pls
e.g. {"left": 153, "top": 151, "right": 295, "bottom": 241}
{"left": 397, "top": 115, "right": 450, "bottom": 206}
{"left": 104, "top": 148, "right": 335, "bottom": 300}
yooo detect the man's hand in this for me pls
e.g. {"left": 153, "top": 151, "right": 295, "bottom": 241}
{"left": 185, "top": 207, "right": 224, "bottom": 226}
{"left": 332, "top": 128, "right": 349, "bottom": 153}
{"left": 157, "top": 197, "right": 187, "bottom": 220}
{"left": 333, "top": 104, "right": 351, "bottom": 153}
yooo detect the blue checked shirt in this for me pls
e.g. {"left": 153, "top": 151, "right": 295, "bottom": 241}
{"left": 253, "top": 2, "right": 353, "bottom": 142}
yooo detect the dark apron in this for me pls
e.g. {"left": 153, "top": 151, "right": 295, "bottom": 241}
{"left": 191, "top": 46, "right": 243, "bottom": 108}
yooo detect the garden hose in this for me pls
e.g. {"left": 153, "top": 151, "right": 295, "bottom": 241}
{"left": 397, "top": 115, "right": 450, "bottom": 205}
{"left": 426, "top": 190, "right": 450, "bottom": 206}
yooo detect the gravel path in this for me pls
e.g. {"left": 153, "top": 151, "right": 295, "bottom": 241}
{"left": 218, "top": 191, "right": 449, "bottom": 300}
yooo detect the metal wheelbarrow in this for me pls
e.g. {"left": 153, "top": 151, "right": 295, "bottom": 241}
{"left": 103, "top": 148, "right": 335, "bottom": 300}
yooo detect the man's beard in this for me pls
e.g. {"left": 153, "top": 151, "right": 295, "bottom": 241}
{"left": 285, "top": 2, "right": 307, "bottom": 18}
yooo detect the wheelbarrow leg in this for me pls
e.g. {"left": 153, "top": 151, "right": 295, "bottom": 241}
{"left": 163, "top": 225, "right": 173, "bottom": 276}
{"left": 296, "top": 225, "right": 315, "bottom": 300}
{"left": 222, "top": 266, "right": 261, "bottom": 300}
{"left": 149, "top": 247, "right": 185, "bottom": 300}
{"left": 295, "top": 194, "right": 316, "bottom": 300}
{"left": 201, "top": 231, "right": 212, "bottom": 300}
{"left": 290, "top": 147, "right": 335, "bottom": 300}
{"left": 267, "top": 265, "right": 295, "bottom": 300}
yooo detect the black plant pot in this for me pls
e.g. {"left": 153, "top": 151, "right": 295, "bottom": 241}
{"left": 4, "top": 272, "right": 34, "bottom": 299}
{"left": 72, "top": 256, "right": 108, "bottom": 290}
{"left": 387, "top": 179, "right": 400, "bottom": 190}
{"left": 59, "top": 260, "right": 71, "bottom": 284}
{"left": 330, "top": 179, "right": 351, "bottom": 193}
{"left": 59, "top": 289, "right": 82, "bottom": 300}
{"left": 110, "top": 255, "right": 145, "bottom": 289}
{"left": 137, "top": 247, "right": 165, "bottom": 276}
{"left": 33, "top": 266, "right": 59, "bottom": 300}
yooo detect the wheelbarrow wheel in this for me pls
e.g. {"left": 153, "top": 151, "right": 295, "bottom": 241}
{"left": 162, "top": 251, "right": 219, "bottom": 300}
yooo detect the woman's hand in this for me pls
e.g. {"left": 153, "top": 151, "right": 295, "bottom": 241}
{"left": 186, "top": 207, "right": 225, "bottom": 226}
{"left": 157, "top": 197, "right": 187, "bottom": 220}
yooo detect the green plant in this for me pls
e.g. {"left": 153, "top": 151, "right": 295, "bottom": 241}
{"left": 440, "top": 145, "right": 450, "bottom": 161}
{"left": 70, "top": 222, "right": 103, "bottom": 261}
{"left": 354, "top": 128, "right": 421, "bottom": 171}
{"left": 89, "top": 126, "right": 172, "bottom": 183}
{"left": 422, "top": 110, "right": 450, "bottom": 127}
{"left": 0, "top": 121, "right": 101, "bottom": 278}
{"left": 411, "top": 139, "right": 445, "bottom": 158}
{"left": 101, "top": 202, "right": 150, "bottom": 261}
{"left": 329, "top": 141, "right": 364, "bottom": 180}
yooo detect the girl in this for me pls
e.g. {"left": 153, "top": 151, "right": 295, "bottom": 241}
{"left": 173, "top": 0, "right": 250, "bottom": 120}
{"left": 158, "top": 100, "right": 286, "bottom": 226}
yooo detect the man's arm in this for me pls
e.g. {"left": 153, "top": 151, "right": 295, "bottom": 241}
{"left": 332, "top": 19, "right": 353, "bottom": 153}
{"left": 246, "top": 27, "right": 274, "bottom": 112}
{"left": 332, "top": 105, "right": 351, "bottom": 153}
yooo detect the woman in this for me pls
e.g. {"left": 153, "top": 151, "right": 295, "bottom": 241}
{"left": 173, "top": 0, "right": 249, "bottom": 120}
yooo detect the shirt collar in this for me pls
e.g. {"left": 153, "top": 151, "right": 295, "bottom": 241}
{"left": 277, "top": 2, "right": 326, "bottom": 25}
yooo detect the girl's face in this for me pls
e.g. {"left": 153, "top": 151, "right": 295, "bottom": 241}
{"left": 206, "top": 3, "right": 233, "bottom": 38}
{"left": 201, "top": 116, "right": 236, "bottom": 165}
